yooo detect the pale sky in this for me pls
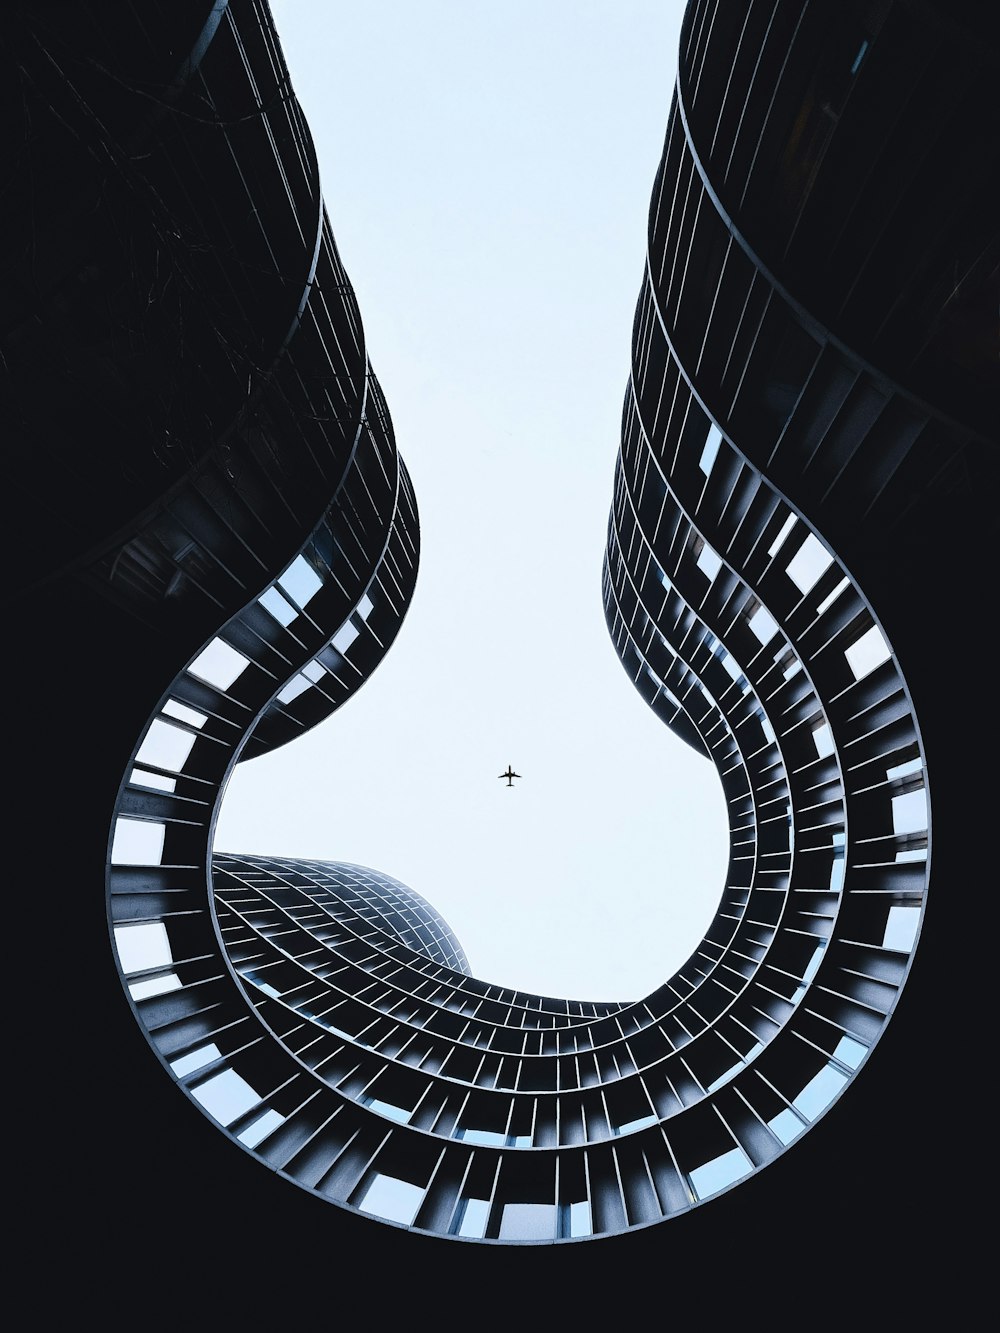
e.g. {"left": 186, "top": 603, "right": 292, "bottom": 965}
{"left": 214, "top": 0, "right": 729, "bottom": 1001}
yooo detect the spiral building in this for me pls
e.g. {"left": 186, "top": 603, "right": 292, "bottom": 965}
{"left": 7, "top": 0, "right": 997, "bottom": 1302}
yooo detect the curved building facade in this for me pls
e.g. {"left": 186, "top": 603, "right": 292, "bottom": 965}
{"left": 7, "top": 0, "right": 998, "bottom": 1286}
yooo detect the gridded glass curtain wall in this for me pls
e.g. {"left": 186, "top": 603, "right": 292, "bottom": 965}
{"left": 9, "top": 0, "right": 996, "bottom": 1251}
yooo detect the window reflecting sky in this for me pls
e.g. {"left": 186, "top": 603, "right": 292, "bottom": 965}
{"left": 215, "top": 0, "right": 728, "bottom": 1000}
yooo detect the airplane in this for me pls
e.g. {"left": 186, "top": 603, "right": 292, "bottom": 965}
{"left": 498, "top": 765, "right": 522, "bottom": 788}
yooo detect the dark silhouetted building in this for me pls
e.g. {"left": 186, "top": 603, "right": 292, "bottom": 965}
{"left": 6, "top": 0, "right": 997, "bottom": 1316}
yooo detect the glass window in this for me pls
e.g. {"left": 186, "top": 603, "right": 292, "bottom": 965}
{"left": 111, "top": 818, "right": 165, "bottom": 866}
{"left": 129, "top": 768, "right": 176, "bottom": 793}
{"left": 357, "top": 1173, "right": 424, "bottom": 1226}
{"left": 834, "top": 1035, "right": 867, "bottom": 1069}
{"left": 357, "top": 592, "right": 374, "bottom": 621}
{"left": 816, "top": 577, "right": 849, "bottom": 615}
{"left": 882, "top": 905, "right": 920, "bottom": 952}
{"left": 162, "top": 699, "right": 207, "bottom": 728}
{"left": 190, "top": 1066, "right": 262, "bottom": 1119}
{"left": 301, "top": 659, "right": 326, "bottom": 683}
{"left": 170, "top": 1043, "right": 222, "bottom": 1077}
{"left": 568, "top": 1200, "right": 592, "bottom": 1237}
{"left": 114, "top": 921, "right": 172, "bottom": 973}
{"left": 768, "top": 1108, "right": 804, "bottom": 1145}
{"left": 453, "top": 1197, "right": 490, "bottom": 1238}
{"left": 830, "top": 831, "right": 846, "bottom": 891}
{"left": 278, "top": 554, "right": 323, "bottom": 609}
{"left": 259, "top": 587, "right": 298, "bottom": 627}
{"left": 780, "top": 651, "right": 802, "bottom": 681}
{"left": 812, "top": 722, "right": 834, "bottom": 758}
{"left": 792, "top": 1063, "right": 848, "bottom": 1120}
{"left": 892, "top": 789, "right": 926, "bottom": 835}
{"left": 190, "top": 1068, "right": 261, "bottom": 1126}
{"left": 237, "top": 1108, "right": 286, "bottom": 1148}
{"left": 696, "top": 542, "right": 723, "bottom": 581}
{"left": 367, "top": 1099, "right": 411, "bottom": 1125}
{"left": 128, "top": 972, "right": 182, "bottom": 1001}
{"left": 802, "top": 944, "right": 824, "bottom": 982}
{"left": 768, "top": 513, "right": 797, "bottom": 558}
{"left": 786, "top": 533, "right": 833, "bottom": 595}
{"left": 689, "top": 1145, "right": 752, "bottom": 1199}
{"left": 748, "top": 604, "right": 779, "bottom": 644}
{"left": 845, "top": 624, "right": 892, "bottom": 680}
{"left": 717, "top": 646, "right": 743, "bottom": 682}
{"left": 699, "top": 424, "right": 723, "bottom": 477}
{"left": 251, "top": 979, "right": 281, "bottom": 999}
{"left": 457, "top": 1128, "right": 507, "bottom": 1147}
{"left": 499, "top": 1202, "right": 557, "bottom": 1240}
{"left": 276, "top": 674, "right": 310, "bottom": 705}
{"left": 188, "top": 638, "right": 250, "bottom": 690}
{"left": 332, "top": 620, "right": 359, "bottom": 654}
{"left": 612, "top": 1113, "right": 658, "bottom": 1136}
{"left": 135, "top": 719, "right": 196, "bottom": 773}
{"left": 706, "top": 1062, "right": 744, "bottom": 1093}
